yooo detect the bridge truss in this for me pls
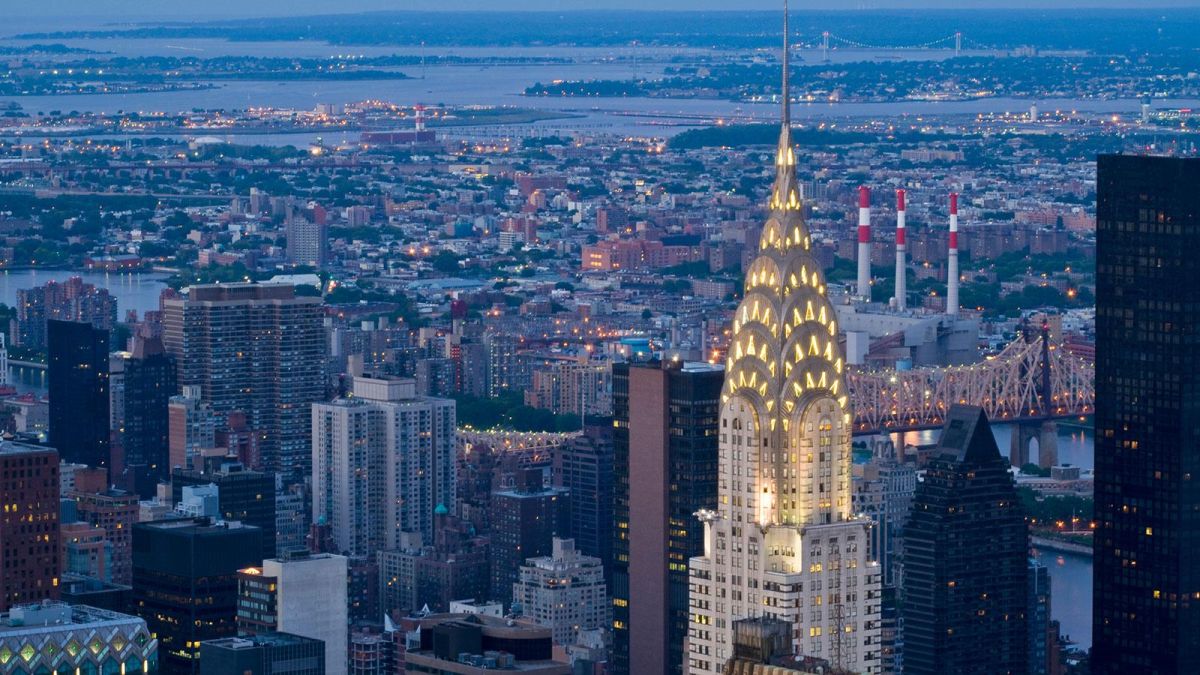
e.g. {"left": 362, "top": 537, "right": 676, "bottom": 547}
{"left": 846, "top": 331, "right": 1094, "bottom": 434}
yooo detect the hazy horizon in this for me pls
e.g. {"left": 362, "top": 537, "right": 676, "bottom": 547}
{"left": 16, "top": 0, "right": 1200, "bottom": 22}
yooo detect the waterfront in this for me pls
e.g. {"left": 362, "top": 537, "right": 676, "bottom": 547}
{"left": 1034, "top": 548, "right": 1093, "bottom": 651}
{"left": 0, "top": 269, "right": 168, "bottom": 317}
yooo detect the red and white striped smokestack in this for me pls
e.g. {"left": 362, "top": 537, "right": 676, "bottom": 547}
{"left": 857, "top": 186, "right": 871, "bottom": 301}
{"left": 415, "top": 104, "right": 426, "bottom": 132}
{"left": 895, "top": 189, "right": 907, "bottom": 311}
{"left": 947, "top": 192, "right": 960, "bottom": 317}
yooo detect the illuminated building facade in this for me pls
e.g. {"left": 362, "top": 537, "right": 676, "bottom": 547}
{"left": 685, "top": 11, "right": 881, "bottom": 671}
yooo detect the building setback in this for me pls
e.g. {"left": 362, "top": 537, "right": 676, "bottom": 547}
{"left": 1092, "top": 154, "right": 1200, "bottom": 673}
{"left": 512, "top": 538, "right": 609, "bottom": 647}
{"left": 489, "top": 469, "right": 570, "bottom": 607}
{"left": 162, "top": 283, "right": 325, "bottom": 484}
{"left": 173, "top": 460, "right": 277, "bottom": 561}
{"left": 901, "top": 405, "right": 1029, "bottom": 675}
{"left": 611, "top": 360, "right": 722, "bottom": 675}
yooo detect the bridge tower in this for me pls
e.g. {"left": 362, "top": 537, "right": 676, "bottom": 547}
{"left": 1010, "top": 323, "right": 1058, "bottom": 469}
{"left": 822, "top": 31, "right": 831, "bottom": 62}
{"left": 955, "top": 31, "right": 962, "bottom": 56}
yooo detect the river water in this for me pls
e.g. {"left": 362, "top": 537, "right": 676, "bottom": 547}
{"left": 0, "top": 269, "right": 168, "bottom": 317}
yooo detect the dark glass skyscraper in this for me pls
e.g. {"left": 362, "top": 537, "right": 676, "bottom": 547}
{"left": 610, "top": 360, "right": 721, "bottom": 675}
{"left": 112, "top": 336, "right": 177, "bottom": 496}
{"left": 48, "top": 319, "right": 110, "bottom": 470}
{"left": 901, "top": 405, "right": 1028, "bottom": 675}
{"left": 552, "top": 423, "right": 614, "bottom": 567}
{"left": 1093, "top": 154, "right": 1200, "bottom": 673}
{"left": 132, "top": 518, "right": 263, "bottom": 675}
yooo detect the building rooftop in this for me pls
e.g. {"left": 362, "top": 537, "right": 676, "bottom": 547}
{"left": 0, "top": 602, "right": 144, "bottom": 636}
{"left": 0, "top": 440, "right": 54, "bottom": 457}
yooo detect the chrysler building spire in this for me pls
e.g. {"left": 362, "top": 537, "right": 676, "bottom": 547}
{"left": 684, "top": 2, "right": 882, "bottom": 672}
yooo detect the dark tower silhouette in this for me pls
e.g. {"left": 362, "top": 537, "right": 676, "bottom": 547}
{"left": 902, "top": 405, "right": 1029, "bottom": 674}
{"left": 1093, "top": 154, "right": 1200, "bottom": 673}
{"left": 48, "top": 319, "right": 110, "bottom": 470}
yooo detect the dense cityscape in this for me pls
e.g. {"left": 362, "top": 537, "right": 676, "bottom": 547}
{"left": 0, "top": 3, "right": 1193, "bottom": 675}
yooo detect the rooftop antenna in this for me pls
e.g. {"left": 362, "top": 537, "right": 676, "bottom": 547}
{"left": 782, "top": 0, "right": 791, "bottom": 127}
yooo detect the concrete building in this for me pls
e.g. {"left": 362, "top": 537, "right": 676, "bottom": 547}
{"left": 525, "top": 359, "right": 612, "bottom": 417}
{"left": 379, "top": 514, "right": 489, "bottom": 616}
{"left": 0, "top": 442, "right": 60, "bottom": 612}
{"left": 312, "top": 376, "right": 456, "bottom": 557}
{"left": 512, "top": 539, "right": 609, "bottom": 647}
{"left": 162, "top": 283, "right": 326, "bottom": 484}
{"left": 0, "top": 602, "right": 157, "bottom": 675}
{"left": 238, "top": 551, "right": 349, "bottom": 675}
{"left": 286, "top": 216, "right": 330, "bottom": 269}
{"left": 15, "top": 276, "right": 117, "bottom": 351}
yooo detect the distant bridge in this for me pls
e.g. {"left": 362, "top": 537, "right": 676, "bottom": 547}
{"left": 846, "top": 327, "right": 1094, "bottom": 439}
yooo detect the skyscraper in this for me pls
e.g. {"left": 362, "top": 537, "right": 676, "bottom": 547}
{"left": 311, "top": 376, "right": 456, "bottom": 557}
{"left": 552, "top": 423, "right": 614, "bottom": 565}
{"left": 110, "top": 336, "right": 177, "bottom": 495}
{"left": 611, "top": 359, "right": 723, "bottom": 675}
{"left": 685, "top": 10, "right": 881, "bottom": 671}
{"left": 162, "top": 283, "right": 326, "bottom": 484}
{"left": 0, "top": 442, "right": 59, "bottom": 611}
{"left": 1093, "top": 154, "right": 1200, "bottom": 673}
{"left": 901, "top": 405, "right": 1028, "bottom": 675}
{"left": 132, "top": 518, "right": 263, "bottom": 675}
{"left": 48, "top": 319, "right": 110, "bottom": 470}
{"left": 168, "top": 385, "right": 217, "bottom": 473}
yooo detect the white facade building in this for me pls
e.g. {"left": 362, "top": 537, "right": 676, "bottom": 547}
{"left": 311, "top": 376, "right": 456, "bottom": 557}
{"left": 512, "top": 538, "right": 609, "bottom": 647}
{"left": 685, "top": 51, "right": 882, "bottom": 673}
{"left": 261, "top": 553, "right": 349, "bottom": 675}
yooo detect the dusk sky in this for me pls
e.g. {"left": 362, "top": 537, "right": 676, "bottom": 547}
{"left": 18, "top": 0, "right": 1200, "bottom": 20}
